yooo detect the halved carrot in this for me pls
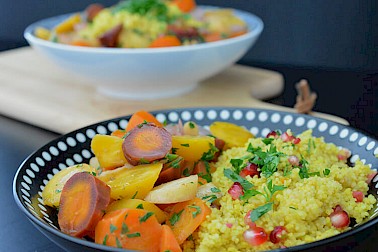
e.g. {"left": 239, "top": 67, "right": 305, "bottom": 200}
{"left": 58, "top": 172, "right": 111, "bottom": 238}
{"left": 172, "top": 0, "right": 197, "bottom": 13}
{"left": 125, "top": 110, "right": 163, "bottom": 132}
{"left": 160, "top": 225, "right": 182, "bottom": 252}
{"left": 166, "top": 197, "right": 211, "bottom": 244}
{"left": 95, "top": 208, "right": 162, "bottom": 252}
{"left": 122, "top": 123, "right": 172, "bottom": 165}
{"left": 149, "top": 35, "right": 182, "bottom": 48}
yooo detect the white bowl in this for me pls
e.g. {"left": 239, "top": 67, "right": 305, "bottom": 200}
{"left": 24, "top": 6, "right": 263, "bottom": 100}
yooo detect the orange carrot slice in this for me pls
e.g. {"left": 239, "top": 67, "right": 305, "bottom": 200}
{"left": 167, "top": 197, "right": 211, "bottom": 244}
{"left": 122, "top": 123, "right": 172, "bottom": 165}
{"left": 149, "top": 35, "right": 182, "bottom": 48}
{"left": 58, "top": 172, "right": 111, "bottom": 238}
{"left": 160, "top": 225, "right": 182, "bottom": 252}
{"left": 95, "top": 208, "right": 162, "bottom": 252}
{"left": 172, "top": 0, "right": 196, "bottom": 13}
{"left": 126, "top": 110, "right": 163, "bottom": 132}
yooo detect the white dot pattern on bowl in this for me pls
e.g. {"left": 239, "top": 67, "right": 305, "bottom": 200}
{"left": 168, "top": 112, "right": 179, "bottom": 122}
{"left": 283, "top": 115, "right": 293, "bottom": 125}
{"left": 258, "top": 112, "right": 268, "bottom": 122}
{"left": 181, "top": 111, "right": 191, "bottom": 121}
{"left": 207, "top": 110, "right": 217, "bottom": 120}
{"left": 271, "top": 113, "right": 281, "bottom": 123}
{"left": 318, "top": 122, "right": 328, "bottom": 132}
{"left": 42, "top": 152, "right": 52, "bottom": 161}
{"left": 233, "top": 110, "right": 243, "bottom": 120}
{"left": 16, "top": 108, "right": 378, "bottom": 235}
{"left": 220, "top": 110, "right": 230, "bottom": 120}
{"left": 245, "top": 111, "right": 255, "bottom": 121}
{"left": 295, "top": 117, "right": 305, "bottom": 127}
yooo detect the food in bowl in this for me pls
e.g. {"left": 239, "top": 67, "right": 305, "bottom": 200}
{"left": 34, "top": 0, "right": 248, "bottom": 48}
{"left": 40, "top": 110, "right": 377, "bottom": 251}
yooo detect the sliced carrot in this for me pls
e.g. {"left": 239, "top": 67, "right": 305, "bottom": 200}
{"left": 167, "top": 197, "right": 211, "bottom": 244}
{"left": 95, "top": 208, "right": 162, "bottom": 252}
{"left": 172, "top": 0, "right": 197, "bottom": 13}
{"left": 70, "top": 40, "right": 92, "bottom": 47}
{"left": 122, "top": 123, "right": 172, "bottom": 165}
{"left": 110, "top": 129, "right": 127, "bottom": 138}
{"left": 203, "top": 32, "right": 224, "bottom": 43}
{"left": 160, "top": 225, "right": 182, "bottom": 252}
{"left": 229, "top": 30, "right": 247, "bottom": 38}
{"left": 149, "top": 35, "right": 182, "bottom": 48}
{"left": 58, "top": 172, "right": 111, "bottom": 238}
{"left": 126, "top": 110, "right": 163, "bottom": 132}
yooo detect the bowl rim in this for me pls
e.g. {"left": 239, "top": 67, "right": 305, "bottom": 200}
{"left": 23, "top": 5, "right": 264, "bottom": 54}
{"left": 13, "top": 107, "right": 378, "bottom": 252}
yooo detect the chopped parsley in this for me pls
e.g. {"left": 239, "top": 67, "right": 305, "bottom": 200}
{"left": 169, "top": 209, "right": 184, "bottom": 226}
{"left": 201, "top": 194, "right": 218, "bottom": 204}
{"left": 131, "top": 191, "right": 138, "bottom": 199}
{"left": 171, "top": 147, "right": 178, "bottom": 154}
{"left": 112, "top": 0, "right": 170, "bottom": 22}
{"left": 210, "top": 187, "right": 221, "bottom": 193}
{"left": 298, "top": 156, "right": 320, "bottom": 179}
{"left": 230, "top": 158, "right": 246, "bottom": 174}
{"left": 121, "top": 223, "right": 129, "bottom": 234}
{"left": 262, "top": 138, "right": 274, "bottom": 145}
{"left": 181, "top": 143, "right": 190, "bottom": 147}
{"left": 250, "top": 202, "right": 273, "bottom": 222}
{"left": 136, "top": 204, "right": 144, "bottom": 209}
{"left": 165, "top": 153, "right": 178, "bottom": 162}
{"left": 223, "top": 168, "right": 253, "bottom": 191}
{"left": 127, "top": 232, "right": 141, "bottom": 238}
{"left": 110, "top": 223, "right": 117, "bottom": 233}
{"left": 115, "top": 237, "right": 122, "bottom": 248}
{"left": 188, "top": 205, "right": 202, "bottom": 218}
{"left": 323, "top": 168, "right": 331, "bottom": 176}
{"left": 189, "top": 122, "right": 195, "bottom": 128}
{"left": 201, "top": 143, "right": 219, "bottom": 161}
{"left": 102, "top": 234, "right": 108, "bottom": 245}
{"left": 139, "top": 158, "right": 150, "bottom": 164}
{"left": 139, "top": 212, "right": 154, "bottom": 223}
{"left": 183, "top": 168, "right": 191, "bottom": 177}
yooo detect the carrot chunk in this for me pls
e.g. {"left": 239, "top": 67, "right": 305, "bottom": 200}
{"left": 172, "top": 0, "right": 197, "bottom": 13}
{"left": 58, "top": 172, "right": 111, "bottom": 238}
{"left": 167, "top": 197, "right": 211, "bottom": 244}
{"left": 95, "top": 208, "right": 162, "bottom": 252}
{"left": 126, "top": 110, "right": 163, "bottom": 132}
{"left": 160, "top": 225, "right": 182, "bottom": 252}
{"left": 149, "top": 35, "right": 182, "bottom": 48}
{"left": 122, "top": 123, "right": 172, "bottom": 165}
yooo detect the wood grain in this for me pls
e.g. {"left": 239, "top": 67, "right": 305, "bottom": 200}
{"left": 0, "top": 47, "right": 348, "bottom": 134}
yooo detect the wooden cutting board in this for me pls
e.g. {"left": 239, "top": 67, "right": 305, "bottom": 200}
{"left": 0, "top": 47, "right": 348, "bottom": 134}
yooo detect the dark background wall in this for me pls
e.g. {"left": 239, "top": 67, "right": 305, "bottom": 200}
{"left": 0, "top": 0, "right": 377, "bottom": 136}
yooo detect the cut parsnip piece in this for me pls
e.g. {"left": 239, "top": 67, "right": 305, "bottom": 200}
{"left": 42, "top": 164, "right": 97, "bottom": 207}
{"left": 196, "top": 182, "right": 222, "bottom": 203}
{"left": 144, "top": 175, "right": 198, "bottom": 204}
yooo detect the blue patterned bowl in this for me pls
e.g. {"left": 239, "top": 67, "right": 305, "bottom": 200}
{"left": 13, "top": 108, "right": 378, "bottom": 251}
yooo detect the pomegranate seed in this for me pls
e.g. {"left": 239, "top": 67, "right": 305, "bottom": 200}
{"left": 226, "top": 223, "right": 233, "bottom": 228}
{"left": 240, "top": 163, "right": 260, "bottom": 178}
{"left": 288, "top": 155, "right": 300, "bottom": 166}
{"left": 337, "top": 149, "right": 351, "bottom": 161}
{"left": 243, "top": 227, "right": 268, "bottom": 246}
{"left": 280, "top": 132, "right": 294, "bottom": 142}
{"left": 367, "top": 171, "right": 377, "bottom": 184}
{"left": 333, "top": 205, "right": 343, "bottom": 213}
{"left": 292, "top": 137, "right": 301, "bottom": 144}
{"left": 266, "top": 131, "right": 279, "bottom": 138}
{"left": 352, "top": 191, "right": 364, "bottom": 202}
{"left": 244, "top": 210, "right": 257, "bottom": 229}
{"left": 270, "top": 226, "right": 288, "bottom": 244}
{"left": 228, "top": 182, "right": 244, "bottom": 200}
{"left": 330, "top": 208, "right": 350, "bottom": 228}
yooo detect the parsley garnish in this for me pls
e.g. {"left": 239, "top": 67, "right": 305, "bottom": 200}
{"left": 189, "top": 122, "right": 195, "bottom": 128}
{"left": 112, "top": 0, "right": 169, "bottom": 22}
{"left": 188, "top": 205, "right": 202, "bottom": 218}
{"left": 230, "top": 158, "right": 246, "bottom": 174}
{"left": 102, "top": 234, "right": 108, "bottom": 245}
{"left": 139, "top": 212, "right": 154, "bottom": 223}
{"left": 169, "top": 209, "right": 184, "bottom": 226}
{"left": 183, "top": 168, "right": 191, "bottom": 177}
{"left": 121, "top": 223, "right": 129, "bottom": 234}
{"left": 115, "top": 237, "right": 122, "bottom": 248}
{"left": 247, "top": 143, "right": 285, "bottom": 178}
{"left": 250, "top": 202, "right": 273, "bottom": 222}
{"left": 224, "top": 168, "right": 253, "bottom": 191}
{"left": 210, "top": 187, "right": 221, "bottom": 193}
{"left": 110, "top": 223, "right": 117, "bottom": 233}
{"left": 181, "top": 143, "right": 190, "bottom": 147}
{"left": 136, "top": 204, "right": 144, "bottom": 209}
{"left": 298, "top": 156, "right": 319, "bottom": 179}
{"left": 139, "top": 158, "right": 150, "bottom": 164}
{"left": 127, "top": 232, "right": 141, "bottom": 238}
{"left": 201, "top": 143, "right": 219, "bottom": 161}
{"left": 171, "top": 147, "right": 178, "bottom": 154}
{"left": 131, "top": 191, "right": 138, "bottom": 199}
{"left": 202, "top": 195, "right": 218, "bottom": 204}
{"left": 323, "top": 168, "right": 331, "bottom": 176}
{"left": 165, "top": 153, "right": 178, "bottom": 162}
{"left": 262, "top": 138, "right": 274, "bottom": 145}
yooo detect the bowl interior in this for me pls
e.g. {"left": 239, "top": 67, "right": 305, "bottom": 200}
{"left": 13, "top": 107, "right": 378, "bottom": 251}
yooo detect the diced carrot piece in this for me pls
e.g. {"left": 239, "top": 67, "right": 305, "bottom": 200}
{"left": 166, "top": 197, "right": 211, "bottom": 244}
{"left": 172, "top": 0, "right": 196, "bottom": 13}
{"left": 160, "top": 225, "right": 182, "bottom": 252}
{"left": 126, "top": 110, "right": 163, "bottom": 132}
{"left": 58, "top": 172, "right": 111, "bottom": 238}
{"left": 95, "top": 208, "right": 162, "bottom": 252}
{"left": 149, "top": 35, "right": 182, "bottom": 48}
{"left": 110, "top": 129, "right": 127, "bottom": 138}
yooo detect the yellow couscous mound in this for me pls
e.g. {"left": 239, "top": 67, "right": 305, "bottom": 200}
{"left": 184, "top": 130, "right": 376, "bottom": 251}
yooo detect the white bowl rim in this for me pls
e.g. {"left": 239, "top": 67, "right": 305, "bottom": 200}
{"left": 24, "top": 5, "right": 264, "bottom": 54}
